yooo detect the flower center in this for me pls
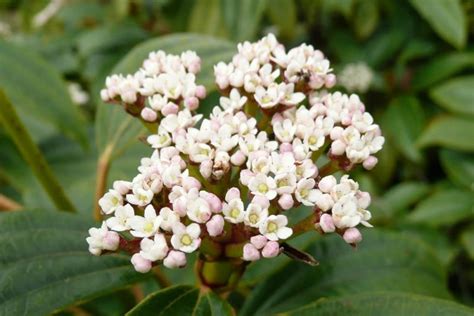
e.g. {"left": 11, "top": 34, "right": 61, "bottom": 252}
{"left": 267, "top": 221, "right": 278, "bottom": 233}
{"left": 258, "top": 183, "right": 269, "bottom": 193}
{"left": 111, "top": 196, "right": 119, "bottom": 205}
{"left": 144, "top": 222, "right": 154, "bottom": 233}
{"left": 230, "top": 208, "right": 240, "bottom": 218}
{"left": 181, "top": 234, "right": 192, "bottom": 246}
{"left": 277, "top": 178, "right": 288, "bottom": 188}
{"left": 262, "top": 95, "right": 272, "bottom": 104}
{"left": 139, "top": 194, "right": 148, "bottom": 202}
{"left": 308, "top": 135, "right": 317, "bottom": 145}
{"left": 249, "top": 213, "right": 259, "bottom": 224}
{"left": 159, "top": 135, "right": 168, "bottom": 144}
{"left": 300, "top": 188, "right": 309, "bottom": 198}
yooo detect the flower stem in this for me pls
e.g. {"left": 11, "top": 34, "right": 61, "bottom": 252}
{"left": 94, "top": 145, "right": 112, "bottom": 221}
{"left": 152, "top": 266, "right": 172, "bottom": 288}
{"left": 0, "top": 90, "right": 76, "bottom": 212}
{"left": 319, "top": 160, "right": 339, "bottom": 177}
{"left": 0, "top": 194, "right": 22, "bottom": 211}
{"left": 290, "top": 213, "right": 317, "bottom": 239}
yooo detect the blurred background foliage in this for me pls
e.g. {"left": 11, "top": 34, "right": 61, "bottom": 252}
{"left": 0, "top": 0, "right": 473, "bottom": 315}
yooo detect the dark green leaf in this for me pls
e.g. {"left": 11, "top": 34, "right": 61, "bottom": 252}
{"left": 240, "top": 230, "right": 450, "bottom": 315}
{"left": 409, "top": 0, "right": 467, "bottom": 49}
{"left": 0, "top": 41, "right": 87, "bottom": 146}
{"left": 126, "top": 285, "right": 233, "bottom": 315}
{"left": 417, "top": 116, "right": 474, "bottom": 152}
{"left": 283, "top": 292, "right": 473, "bottom": 315}
{"left": 266, "top": 0, "right": 297, "bottom": 40}
{"left": 430, "top": 76, "right": 474, "bottom": 116}
{"left": 461, "top": 229, "right": 474, "bottom": 260}
{"left": 407, "top": 190, "right": 474, "bottom": 227}
{"left": 353, "top": 1, "right": 379, "bottom": 39}
{"left": 440, "top": 149, "right": 474, "bottom": 190}
{"left": 0, "top": 211, "right": 148, "bottom": 315}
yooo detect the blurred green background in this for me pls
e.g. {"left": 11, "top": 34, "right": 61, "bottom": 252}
{"left": 0, "top": 0, "right": 473, "bottom": 315}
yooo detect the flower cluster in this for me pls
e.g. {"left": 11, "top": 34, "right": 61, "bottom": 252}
{"left": 87, "top": 34, "right": 384, "bottom": 275}
{"left": 338, "top": 62, "right": 374, "bottom": 93}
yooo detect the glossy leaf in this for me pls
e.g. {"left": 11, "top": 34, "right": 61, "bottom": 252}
{"left": 439, "top": 149, "right": 474, "bottom": 190}
{"left": 126, "top": 285, "right": 233, "bottom": 315}
{"left": 240, "top": 230, "right": 450, "bottom": 315}
{"left": 0, "top": 211, "right": 148, "bottom": 315}
{"left": 95, "top": 34, "right": 235, "bottom": 161}
{"left": 407, "top": 190, "right": 474, "bottom": 227}
{"left": 0, "top": 41, "right": 87, "bottom": 146}
{"left": 417, "top": 116, "right": 474, "bottom": 152}
{"left": 412, "top": 52, "right": 474, "bottom": 90}
{"left": 383, "top": 96, "right": 425, "bottom": 162}
{"left": 284, "top": 292, "right": 473, "bottom": 315}
{"left": 430, "top": 76, "right": 474, "bottom": 116}
{"left": 409, "top": 0, "right": 467, "bottom": 49}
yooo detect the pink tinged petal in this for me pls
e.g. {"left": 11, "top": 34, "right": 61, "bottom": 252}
{"left": 363, "top": 156, "right": 378, "bottom": 170}
{"left": 243, "top": 243, "right": 261, "bottom": 261}
{"left": 319, "top": 213, "right": 336, "bottom": 233}
{"left": 202, "top": 192, "right": 222, "bottom": 213}
{"left": 274, "top": 215, "right": 288, "bottom": 226}
{"left": 131, "top": 254, "right": 152, "bottom": 273}
{"left": 144, "top": 205, "right": 157, "bottom": 219}
{"left": 206, "top": 215, "right": 225, "bottom": 237}
{"left": 187, "top": 223, "right": 201, "bottom": 238}
{"left": 251, "top": 195, "right": 270, "bottom": 209}
{"left": 141, "top": 107, "right": 157, "bottom": 122}
{"left": 343, "top": 227, "right": 362, "bottom": 244}
{"left": 250, "top": 235, "right": 268, "bottom": 249}
{"left": 195, "top": 85, "right": 207, "bottom": 99}
{"left": 261, "top": 241, "right": 280, "bottom": 258}
{"left": 318, "top": 176, "right": 337, "bottom": 193}
{"left": 182, "top": 177, "right": 202, "bottom": 191}
{"left": 163, "top": 250, "right": 187, "bottom": 268}
{"left": 103, "top": 231, "right": 120, "bottom": 250}
{"left": 173, "top": 197, "right": 187, "bottom": 217}
{"left": 225, "top": 187, "right": 241, "bottom": 202}
{"left": 278, "top": 194, "right": 294, "bottom": 210}
{"left": 172, "top": 222, "right": 186, "bottom": 235}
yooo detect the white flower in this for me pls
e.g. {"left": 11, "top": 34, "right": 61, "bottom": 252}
{"left": 87, "top": 222, "right": 120, "bottom": 255}
{"left": 273, "top": 119, "right": 296, "bottom": 143}
{"left": 128, "top": 205, "right": 162, "bottom": 238}
{"left": 332, "top": 194, "right": 361, "bottom": 229}
{"left": 244, "top": 203, "right": 268, "bottom": 228}
{"left": 295, "top": 178, "right": 319, "bottom": 206}
{"left": 189, "top": 143, "right": 215, "bottom": 163}
{"left": 147, "top": 130, "right": 172, "bottom": 149}
{"left": 186, "top": 197, "right": 212, "bottom": 223}
{"left": 171, "top": 223, "right": 201, "bottom": 253}
{"left": 99, "top": 189, "right": 123, "bottom": 215}
{"left": 275, "top": 173, "right": 297, "bottom": 195}
{"left": 159, "top": 207, "right": 180, "bottom": 231}
{"left": 220, "top": 89, "right": 247, "bottom": 112}
{"left": 259, "top": 215, "right": 293, "bottom": 241}
{"left": 248, "top": 173, "right": 277, "bottom": 200}
{"left": 140, "top": 233, "right": 169, "bottom": 261}
{"left": 106, "top": 204, "right": 135, "bottom": 231}
{"left": 254, "top": 84, "right": 283, "bottom": 109}
{"left": 126, "top": 186, "right": 154, "bottom": 207}
{"left": 222, "top": 198, "right": 245, "bottom": 223}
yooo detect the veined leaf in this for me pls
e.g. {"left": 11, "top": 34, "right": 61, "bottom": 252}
{"left": 220, "top": 0, "right": 268, "bottom": 42}
{"left": 0, "top": 41, "right": 87, "bottom": 146}
{"left": 283, "top": 292, "right": 473, "bottom": 315}
{"left": 417, "top": 116, "right": 474, "bottom": 152}
{"left": 0, "top": 211, "right": 148, "bottom": 315}
{"left": 409, "top": 0, "right": 467, "bottom": 49}
{"left": 430, "top": 76, "right": 474, "bottom": 116}
{"left": 126, "top": 285, "right": 233, "bottom": 315}
{"left": 240, "top": 230, "right": 450, "bottom": 315}
{"left": 440, "top": 149, "right": 474, "bottom": 190}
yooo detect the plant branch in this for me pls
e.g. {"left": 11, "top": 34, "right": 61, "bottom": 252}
{"left": 0, "top": 90, "right": 76, "bottom": 212}
{"left": 93, "top": 145, "right": 113, "bottom": 221}
{"left": 152, "top": 266, "right": 172, "bottom": 288}
{"left": 0, "top": 194, "right": 22, "bottom": 211}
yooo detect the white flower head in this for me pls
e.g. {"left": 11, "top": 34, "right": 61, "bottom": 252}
{"left": 140, "top": 233, "right": 169, "bottom": 261}
{"left": 171, "top": 223, "right": 201, "bottom": 253}
{"left": 259, "top": 215, "right": 293, "bottom": 241}
{"left": 128, "top": 205, "right": 162, "bottom": 238}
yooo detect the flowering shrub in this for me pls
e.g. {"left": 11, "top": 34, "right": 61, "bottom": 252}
{"left": 88, "top": 34, "right": 384, "bottom": 289}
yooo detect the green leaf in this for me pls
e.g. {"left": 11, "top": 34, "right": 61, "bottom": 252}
{"left": 440, "top": 149, "right": 474, "bottom": 190}
{"left": 407, "top": 190, "right": 474, "bottom": 227}
{"left": 188, "top": 0, "right": 228, "bottom": 38}
{"left": 266, "top": 0, "right": 297, "bottom": 40}
{"left": 412, "top": 52, "right": 474, "bottom": 90}
{"left": 220, "top": 0, "right": 268, "bottom": 42}
{"left": 0, "top": 211, "right": 148, "bottom": 315}
{"left": 0, "top": 41, "right": 87, "bottom": 146}
{"left": 461, "top": 229, "right": 474, "bottom": 260}
{"left": 240, "top": 230, "right": 450, "bottom": 315}
{"left": 126, "top": 285, "right": 233, "bottom": 315}
{"left": 353, "top": 0, "right": 379, "bottom": 39}
{"left": 430, "top": 76, "right": 474, "bottom": 116}
{"left": 95, "top": 34, "right": 235, "bottom": 162}
{"left": 283, "top": 292, "right": 474, "bottom": 315}
{"left": 409, "top": 0, "right": 467, "bottom": 49}
{"left": 417, "top": 116, "right": 474, "bottom": 152}
{"left": 383, "top": 96, "right": 425, "bottom": 162}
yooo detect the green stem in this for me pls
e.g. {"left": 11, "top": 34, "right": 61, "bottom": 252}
{"left": 0, "top": 90, "right": 76, "bottom": 212}
{"left": 290, "top": 213, "right": 317, "bottom": 239}
{"left": 319, "top": 160, "right": 339, "bottom": 177}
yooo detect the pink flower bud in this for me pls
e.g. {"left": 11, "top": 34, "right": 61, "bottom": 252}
{"left": 331, "top": 139, "right": 346, "bottom": 156}
{"left": 341, "top": 114, "right": 352, "bottom": 126}
{"left": 225, "top": 187, "right": 241, "bottom": 202}
{"left": 271, "top": 113, "right": 283, "bottom": 124}
{"left": 318, "top": 176, "right": 336, "bottom": 193}
{"left": 161, "top": 102, "right": 179, "bottom": 116}
{"left": 251, "top": 195, "right": 270, "bottom": 209}
{"left": 357, "top": 191, "right": 371, "bottom": 209}
{"left": 202, "top": 192, "right": 222, "bottom": 213}
{"left": 199, "top": 160, "right": 213, "bottom": 179}
{"left": 171, "top": 156, "right": 186, "bottom": 170}
{"left": 173, "top": 197, "right": 187, "bottom": 217}
{"left": 319, "top": 213, "right": 335, "bottom": 233}
{"left": 325, "top": 74, "right": 336, "bottom": 88}
{"left": 184, "top": 97, "right": 199, "bottom": 111}
{"left": 188, "top": 61, "right": 201, "bottom": 74}
{"left": 163, "top": 250, "right": 187, "bottom": 268}
{"left": 103, "top": 231, "right": 120, "bottom": 251}
{"left": 141, "top": 107, "right": 157, "bottom": 122}
{"left": 206, "top": 215, "right": 225, "bottom": 237}
{"left": 100, "top": 89, "right": 110, "bottom": 101}
{"left": 240, "top": 170, "right": 254, "bottom": 186}
{"left": 262, "top": 241, "right": 280, "bottom": 258}
{"left": 279, "top": 142, "right": 293, "bottom": 153}
{"left": 278, "top": 194, "right": 294, "bottom": 210}
{"left": 243, "top": 243, "right": 261, "bottom": 261}
{"left": 131, "top": 253, "right": 152, "bottom": 273}
{"left": 182, "top": 177, "right": 201, "bottom": 191}
{"left": 231, "top": 150, "right": 246, "bottom": 166}
{"left": 363, "top": 156, "right": 378, "bottom": 170}
{"left": 113, "top": 180, "right": 131, "bottom": 195}
{"left": 343, "top": 227, "right": 362, "bottom": 244}
{"left": 330, "top": 126, "right": 344, "bottom": 140}
{"left": 250, "top": 235, "right": 268, "bottom": 249}
{"left": 195, "top": 85, "right": 207, "bottom": 99}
